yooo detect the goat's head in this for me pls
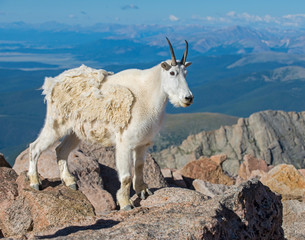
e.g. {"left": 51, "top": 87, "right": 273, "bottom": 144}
{"left": 161, "top": 38, "right": 193, "bottom": 108}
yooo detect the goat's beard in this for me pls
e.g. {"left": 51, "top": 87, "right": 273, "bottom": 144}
{"left": 169, "top": 95, "right": 184, "bottom": 108}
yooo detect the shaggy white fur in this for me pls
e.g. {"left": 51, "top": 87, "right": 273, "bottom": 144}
{"left": 42, "top": 65, "right": 133, "bottom": 145}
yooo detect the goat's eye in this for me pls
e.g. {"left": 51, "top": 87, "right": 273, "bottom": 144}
{"left": 170, "top": 71, "right": 175, "bottom": 76}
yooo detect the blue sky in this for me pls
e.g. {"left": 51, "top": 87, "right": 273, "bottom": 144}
{"left": 0, "top": 0, "right": 305, "bottom": 26}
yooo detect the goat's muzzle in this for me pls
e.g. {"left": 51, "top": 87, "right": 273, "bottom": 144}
{"left": 182, "top": 95, "right": 193, "bottom": 107}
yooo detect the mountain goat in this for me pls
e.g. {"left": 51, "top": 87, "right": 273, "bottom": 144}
{"left": 28, "top": 38, "right": 193, "bottom": 210}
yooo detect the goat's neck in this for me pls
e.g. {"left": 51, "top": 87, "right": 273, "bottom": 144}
{"left": 144, "top": 65, "right": 168, "bottom": 115}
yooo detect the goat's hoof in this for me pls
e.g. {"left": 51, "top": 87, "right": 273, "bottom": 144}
{"left": 138, "top": 188, "right": 153, "bottom": 200}
{"left": 122, "top": 205, "right": 133, "bottom": 211}
{"left": 68, "top": 183, "right": 77, "bottom": 190}
{"left": 147, "top": 188, "right": 153, "bottom": 196}
{"left": 30, "top": 184, "right": 40, "bottom": 191}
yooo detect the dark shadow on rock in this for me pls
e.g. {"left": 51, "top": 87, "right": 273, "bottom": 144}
{"left": 181, "top": 176, "right": 195, "bottom": 190}
{"left": 41, "top": 178, "right": 62, "bottom": 189}
{"left": 99, "top": 164, "right": 120, "bottom": 202}
{"left": 164, "top": 177, "right": 187, "bottom": 188}
{"left": 202, "top": 180, "right": 285, "bottom": 240}
{"left": 37, "top": 219, "right": 120, "bottom": 239}
{"left": 203, "top": 203, "right": 249, "bottom": 239}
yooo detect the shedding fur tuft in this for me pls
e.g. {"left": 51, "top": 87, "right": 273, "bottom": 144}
{"left": 42, "top": 65, "right": 133, "bottom": 145}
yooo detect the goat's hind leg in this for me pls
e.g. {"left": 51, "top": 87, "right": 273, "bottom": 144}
{"left": 56, "top": 132, "right": 80, "bottom": 190}
{"left": 28, "top": 124, "right": 59, "bottom": 190}
{"left": 133, "top": 145, "right": 152, "bottom": 200}
{"left": 116, "top": 143, "right": 133, "bottom": 210}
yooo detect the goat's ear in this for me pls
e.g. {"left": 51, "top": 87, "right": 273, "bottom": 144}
{"left": 161, "top": 62, "right": 171, "bottom": 71}
{"left": 185, "top": 62, "right": 192, "bottom": 68}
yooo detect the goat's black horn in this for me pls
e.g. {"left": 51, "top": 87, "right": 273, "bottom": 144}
{"left": 166, "top": 37, "right": 177, "bottom": 66}
{"left": 181, "top": 40, "right": 188, "bottom": 65}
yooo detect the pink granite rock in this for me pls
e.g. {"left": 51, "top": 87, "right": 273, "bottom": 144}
{"left": 16, "top": 172, "right": 95, "bottom": 233}
{"left": 298, "top": 169, "right": 305, "bottom": 177}
{"left": 238, "top": 154, "right": 269, "bottom": 181}
{"left": 78, "top": 143, "right": 168, "bottom": 201}
{"left": 13, "top": 142, "right": 60, "bottom": 179}
{"left": 210, "top": 154, "right": 227, "bottom": 166}
{"left": 172, "top": 170, "right": 187, "bottom": 188}
{"left": 34, "top": 179, "right": 284, "bottom": 240}
{"left": 193, "top": 179, "right": 230, "bottom": 198}
{"left": 14, "top": 143, "right": 116, "bottom": 214}
{"left": 180, "top": 156, "right": 235, "bottom": 185}
{"left": 282, "top": 200, "right": 305, "bottom": 240}
{"left": 0, "top": 167, "right": 29, "bottom": 238}
{"left": 161, "top": 168, "right": 172, "bottom": 179}
{"left": 260, "top": 164, "right": 305, "bottom": 200}
{"left": 68, "top": 150, "right": 116, "bottom": 214}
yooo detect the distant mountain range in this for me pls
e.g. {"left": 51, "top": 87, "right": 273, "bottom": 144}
{"left": 2, "top": 22, "right": 305, "bottom": 67}
{"left": 2, "top": 21, "right": 305, "bottom": 164}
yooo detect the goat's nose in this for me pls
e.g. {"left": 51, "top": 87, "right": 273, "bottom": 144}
{"left": 185, "top": 95, "right": 193, "bottom": 103}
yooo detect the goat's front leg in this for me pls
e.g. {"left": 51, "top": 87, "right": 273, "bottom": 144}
{"left": 133, "top": 145, "right": 152, "bottom": 200}
{"left": 116, "top": 143, "right": 133, "bottom": 210}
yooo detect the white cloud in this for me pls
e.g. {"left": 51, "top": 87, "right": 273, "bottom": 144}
{"left": 191, "top": 15, "right": 215, "bottom": 22}
{"left": 222, "top": 11, "right": 286, "bottom": 25}
{"left": 283, "top": 14, "right": 305, "bottom": 19}
{"left": 192, "top": 12, "right": 305, "bottom": 28}
{"left": 121, "top": 4, "right": 139, "bottom": 10}
{"left": 225, "top": 12, "right": 263, "bottom": 22}
{"left": 226, "top": 11, "right": 236, "bottom": 17}
{"left": 206, "top": 16, "right": 215, "bottom": 21}
{"left": 169, "top": 14, "right": 179, "bottom": 22}
{"left": 263, "top": 14, "right": 272, "bottom": 23}
{"left": 191, "top": 15, "right": 205, "bottom": 21}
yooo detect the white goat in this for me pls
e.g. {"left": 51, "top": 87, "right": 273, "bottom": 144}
{"left": 28, "top": 38, "right": 193, "bottom": 210}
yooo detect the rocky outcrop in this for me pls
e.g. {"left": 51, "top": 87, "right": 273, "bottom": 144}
{"left": 5, "top": 155, "right": 303, "bottom": 239}
{"left": 236, "top": 155, "right": 305, "bottom": 201}
{"left": 260, "top": 164, "right": 305, "bottom": 200}
{"left": 0, "top": 168, "right": 95, "bottom": 238}
{"left": 282, "top": 200, "right": 305, "bottom": 240}
{"left": 0, "top": 167, "right": 21, "bottom": 237}
{"left": 238, "top": 154, "right": 269, "bottom": 179}
{"left": 153, "top": 110, "right": 305, "bottom": 175}
{"left": 67, "top": 150, "right": 116, "bottom": 214}
{"left": 299, "top": 169, "right": 305, "bottom": 177}
{"left": 193, "top": 179, "right": 230, "bottom": 198}
{"left": 180, "top": 156, "right": 235, "bottom": 186}
{"left": 30, "top": 179, "right": 284, "bottom": 240}
{"left": 236, "top": 154, "right": 269, "bottom": 184}
{"left": 235, "top": 158, "right": 305, "bottom": 239}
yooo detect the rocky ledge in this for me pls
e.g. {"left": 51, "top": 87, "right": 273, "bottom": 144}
{"left": 0, "top": 167, "right": 284, "bottom": 239}
{"left": 1, "top": 142, "right": 304, "bottom": 239}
